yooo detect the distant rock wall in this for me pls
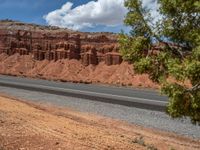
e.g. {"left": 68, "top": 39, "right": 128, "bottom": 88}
{"left": 0, "top": 29, "right": 122, "bottom": 66}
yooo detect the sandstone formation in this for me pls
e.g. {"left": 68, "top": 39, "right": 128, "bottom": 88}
{"left": 0, "top": 21, "right": 122, "bottom": 66}
{"left": 0, "top": 20, "right": 158, "bottom": 88}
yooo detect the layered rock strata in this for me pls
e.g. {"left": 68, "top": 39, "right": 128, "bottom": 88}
{"left": 0, "top": 21, "right": 158, "bottom": 88}
{"left": 0, "top": 21, "right": 122, "bottom": 66}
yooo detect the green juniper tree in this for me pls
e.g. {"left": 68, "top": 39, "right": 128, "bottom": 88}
{"left": 120, "top": 0, "right": 200, "bottom": 124}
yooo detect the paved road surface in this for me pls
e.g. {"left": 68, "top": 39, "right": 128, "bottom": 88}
{"left": 0, "top": 75, "right": 168, "bottom": 111}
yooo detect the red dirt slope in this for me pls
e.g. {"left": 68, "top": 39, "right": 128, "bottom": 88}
{"left": 0, "top": 53, "right": 158, "bottom": 89}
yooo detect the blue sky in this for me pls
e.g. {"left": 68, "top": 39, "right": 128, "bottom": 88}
{"left": 0, "top": 0, "right": 130, "bottom": 32}
{"left": 0, "top": 0, "right": 158, "bottom": 33}
{"left": 0, "top": 0, "right": 88, "bottom": 25}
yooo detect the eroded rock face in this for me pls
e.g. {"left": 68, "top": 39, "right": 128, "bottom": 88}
{"left": 0, "top": 21, "right": 122, "bottom": 66}
{"left": 0, "top": 21, "right": 160, "bottom": 88}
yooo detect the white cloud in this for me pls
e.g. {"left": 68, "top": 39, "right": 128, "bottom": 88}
{"left": 44, "top": 0, "right": 127, "bottom": 30}
{"left": 142, "top": 0, "right": 161, "bottom": 23}
{"left": 44, "top": 0, "right": 160, "bottom": 31}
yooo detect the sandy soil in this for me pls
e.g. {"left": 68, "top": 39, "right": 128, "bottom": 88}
{"left": 0, "top": 53, "right": 158, "bottom": 89}
{"left": 0, "top": 95, "right": 199, "bottom": 150}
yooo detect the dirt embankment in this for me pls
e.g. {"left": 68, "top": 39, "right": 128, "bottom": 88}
{"left": 0, "top": 95, "right": 199, "bottom": 150}
{"left": 0, "top": 53, "right": 158, "bottom": 89}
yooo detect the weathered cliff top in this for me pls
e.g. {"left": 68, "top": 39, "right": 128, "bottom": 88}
{"left": 0, "top": 20, "right": 118, "bottom": 39}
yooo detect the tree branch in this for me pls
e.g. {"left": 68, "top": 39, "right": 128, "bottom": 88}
{"left": 186, "top": 82, "right": 200, "bottom": 93}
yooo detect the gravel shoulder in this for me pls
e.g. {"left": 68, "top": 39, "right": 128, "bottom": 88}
{"left": 0, "top": 95, "right": 200, "bottom": 150}
{"left": 1, "top": 86, "right": 200, "bottom": 139}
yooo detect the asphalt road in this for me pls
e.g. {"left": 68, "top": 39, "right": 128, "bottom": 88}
{"left": 0, "top": 75, "right": 168, "bottom": 111}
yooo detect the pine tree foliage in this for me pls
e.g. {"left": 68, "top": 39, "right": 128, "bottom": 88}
{"left": 120, "top": 0, "right": 200, "bottom": 124}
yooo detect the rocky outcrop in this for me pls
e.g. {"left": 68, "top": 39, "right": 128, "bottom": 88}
{"left": 0, "top": 21, "right": 159, "bottom": 88}
{"left": 0, "top": 21, "right": 122, "bottom": 66}
{"left": 105, "top": 52, "right": 123, "bottom": 66}
{"left": 81, "top": 45, "right": 98, "bottom": 66}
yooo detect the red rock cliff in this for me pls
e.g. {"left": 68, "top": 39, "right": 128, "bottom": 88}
{"left": 0, "top": 21, "right": 122, "bottom": 66}
{"left": 0, "top": 20, "right": 158, "bottom": 88}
